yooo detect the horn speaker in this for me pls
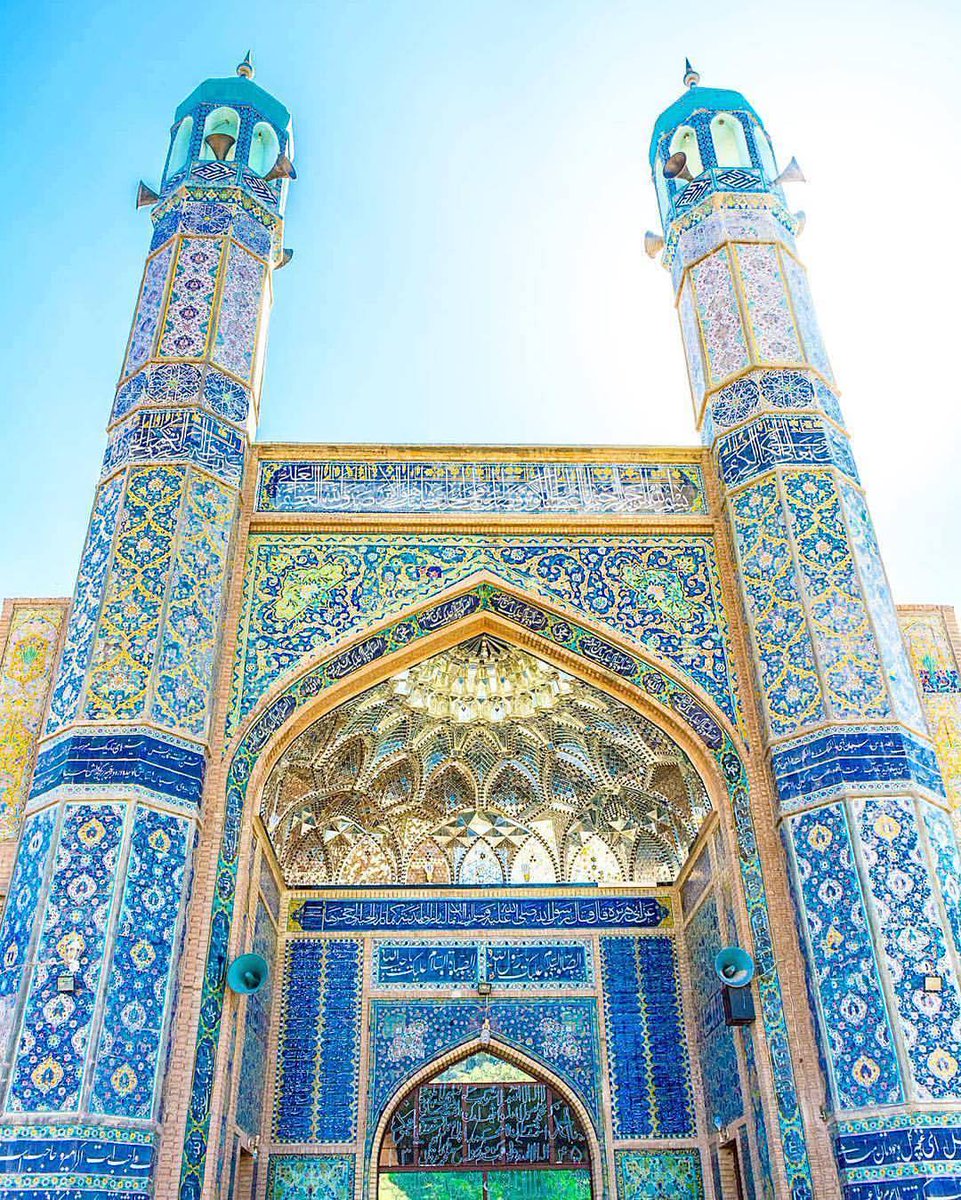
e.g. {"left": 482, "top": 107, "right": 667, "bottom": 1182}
{"left": 205, "top": 132, "right": 236, "bottom": 162}
{"left": 264, "top": 153, "right": 297, "bottom": 183}
{"left": 663, "top": 151, "right": 693, "bottom": 182}
{"left": 226, "top": 953, "right": 269, "bottom": 994}
{"left": 714, "top": 946, "right": 755, "bottom": 988}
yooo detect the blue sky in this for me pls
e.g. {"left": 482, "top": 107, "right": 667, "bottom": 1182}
{"left": 2, "top": 0, "right": 959, "bottom": 610}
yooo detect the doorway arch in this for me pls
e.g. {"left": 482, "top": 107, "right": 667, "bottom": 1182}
{"left": 370, "top": 1040, "right": 603, "bottom": 1200}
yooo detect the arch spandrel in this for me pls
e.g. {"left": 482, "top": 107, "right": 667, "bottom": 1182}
{"left": 229, "top": 532, "right": 740, "bottom": 738}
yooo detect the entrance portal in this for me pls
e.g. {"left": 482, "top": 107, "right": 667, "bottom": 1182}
{"left": 378, "top": 1054, "right": 593, "bottom": 1199}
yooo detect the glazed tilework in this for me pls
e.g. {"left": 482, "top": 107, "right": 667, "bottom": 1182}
{"left": 667, "top": 198, "right": 797, "bottom": 285}
{"left": 151, "top": 472, "right": 235, "bottom": 736}
{"left": 782, "top": 471, "right": 890, "bottom": 722}
{"left": 690, "top": 249, "right": 751, "bottom": 385}
{"left": 112, "top": 362, "right": 251, "bottom": 429}
{"left": 615, "top": 1149, "right": 704, "bottom": 1199}
{"left": 732, "top": 242, "right": 803, "bottom": 364}
{"left": 212, "top": 242, "right": 265, "bottom": 382}
{"left": 83, "top": 465, "right": 186, "bottom": 722}
{"left": 704, "top": 369, "right": 844, "bottom": 442}
{"left": 716, "top": 413, "right": 857, "bottom": 490}
{"left": 0, "top": 602, "right": 65, "bottom": 840}
{"left": 30, "top": 727, "right": 206, "bottom": 808}
{"left": 900, "top": 610, "right": 961, "bottom": 696}
{"left": 678, "top": 280, "right": 707, "bottom": 402}
{"left": 731, "top": 478, "right": 825, "bottom": 735}
{"left": 786, "top": 803, "right": 901, "bottom": 1107}
{"left": 290, "top": 895, "right": 669, "bottom": 933}
{"left": 840, "top": 480, "right": 925, "bottom": 732}
{"left": 833, "top": 1112, "right": 961, "bottom": 1199}
{"left": 0, "top": 809, "right": 56, "bottom": 1056}
{"left": 771, "top": 724, "right": 943, "bottom": 810}
{"left": 158, "top": 237, "right": 223, "bottom": 359}
{"left": 368, "top": 998, "right": 601, "bottom": 1128}
{"left": 372, "top": 939, "right": 594, "bottom": 989}
{"left": 0, "top": 1123, "right": 155, "bottom": 1199}
{"left": 6, "top": 803, "right": 125, "bottom": 1113}
{"left": 266, "top": 1155, "right": 354, "bottom": 1200}
{"left": 854, "top": 795, "right": 961, "bottom": 1100}
{"left": 90, "top": 806, "right": 190, "bottom": 1118}
{"left": 684, "top": 894, "right": 743, "bottom": 1129}
{"left": 741, "top": 1027, "right": 775, "bottom": 1200}
{"left": 101, "top": 408, "right": 245, "bottom": 486}
{"left": 124, "top": 244, "right": 174, "bottom": 377}
{"left": 231, "top": 533, "right": 738, "bottom": 734}
{"left": 47, "top": 474, "right": 125, "bottom": 733}
{"left": 923, "top": 806, "right": 961, "bottom": 960}
{"left": 680, "top": 844, "right": 712, "bottom": 915}
{"left": 256, "top": 459, "right": 707, "bottom": 516}
{"left": 274, "top": 938, "right": 362, "bottom": 1142}
{"left": 781, "top": 252, "right": 833, "bottom": 382}
{"left": 183, "top": 582, "right": 814, "bottom": 1200}
{"left": 236, "top": 900, "right": 276, "bottom": 1135}
{"left": 600, "top": 936, "right": 695, "bottom": 1137}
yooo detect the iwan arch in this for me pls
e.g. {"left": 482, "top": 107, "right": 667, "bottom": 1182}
{"left": 0, "top": 51, "right": 959, "bottom": 1200}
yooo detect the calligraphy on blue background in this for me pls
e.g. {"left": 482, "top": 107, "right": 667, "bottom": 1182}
{"left": 372, "top": 940, "right": 593, "bottom": 990}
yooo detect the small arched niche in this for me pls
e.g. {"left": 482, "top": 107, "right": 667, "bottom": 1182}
{"left": 377, "top": 1050, "right": 594, "bottom": 1199}
{"left": 754, "top": 125, "right": 779, "bottom": 182}
{"left": 200, "top": 106, "right": 240, "bottom": 162}
{"left": 248, "top": 121, "right": 280, "bottom": 176}
{"left": 710, "top": 112, "right": 751, "bottom": 169}
{"left": 166, "top": 115, "right": 193, "bottom": 178}
{"left": 668, "top": 123, "right": 704, "bottom": 179}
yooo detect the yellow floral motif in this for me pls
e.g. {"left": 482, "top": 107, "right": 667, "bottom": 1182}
{"left": 77, "top": 817, "right": 106, "bottom": 847}
{"left": 111, "top": 1063, "right": 138, "bottom": 1095}
{"left": 0, "top": 602, "right": 65, "bottom": 841}
{"left": 823, "top": 925, "right": 843, "bottom": 956}
{"left": 148, "top": 828, "right": 172, "bottom": 854}
{"left": 873, "top": 813, "right": 901, "bottom": 841}
{"left": 274, "top": 561, "right": 349, "bottom": 621}
{"left": 807, "top": 823, "right": 832, "bottom": 851}
{"left": 31, "top": 1055, "right": 64, "bottom": 1094}
{"left": 852, "top": 1056, "right": 880, "bottom": 1086}
{"left": 928, "top": 1047, "right": 959, "bottom": 1082}
{"left": 57, "top": 931, "right": 85, "bottom": 964}
{"left": 130, "top": 939, "right": 157, "bottom": 970}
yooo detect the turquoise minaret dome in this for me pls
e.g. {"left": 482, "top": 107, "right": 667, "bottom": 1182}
{"left": 649, "top": 63, "right": 780, "bottom": 231}
{"left": 162, "top": 54, "right": 295, "bottom": 213}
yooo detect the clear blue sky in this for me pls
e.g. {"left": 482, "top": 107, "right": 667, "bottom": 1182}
{"left": 2, "top": 0, "right": 959, "bottom": 611}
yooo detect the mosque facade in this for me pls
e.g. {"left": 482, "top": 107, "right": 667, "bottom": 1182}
{"left": 0, "top": 55, "right": 960, "bottom": 1200}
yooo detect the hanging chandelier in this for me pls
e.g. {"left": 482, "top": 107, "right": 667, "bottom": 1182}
{"left": 391, "top": 635, "right": 574, "bottom": 724}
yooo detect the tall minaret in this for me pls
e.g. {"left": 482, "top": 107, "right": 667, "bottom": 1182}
{"left": 649, "top": 67, "right": 961, "bottom": 1195}
{"left": 0, "top": 57, "right": 293, "bottom": 1193}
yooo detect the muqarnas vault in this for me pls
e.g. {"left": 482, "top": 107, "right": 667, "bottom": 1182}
{"left": 0, "top": 51, "right": 959, "bottom": 1200}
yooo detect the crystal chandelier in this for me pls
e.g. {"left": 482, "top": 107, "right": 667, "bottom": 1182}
{"left": 391, "top": 635, "right": 574, "bottom": 724}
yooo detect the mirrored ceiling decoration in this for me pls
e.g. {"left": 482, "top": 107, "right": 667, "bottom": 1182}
{"left": 262, "top": 638, "right": 711, "bottom": 887}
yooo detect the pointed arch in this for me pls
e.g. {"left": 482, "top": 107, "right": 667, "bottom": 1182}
{"left": 369, "top": 1039, "right": 605, "bottom": 1200}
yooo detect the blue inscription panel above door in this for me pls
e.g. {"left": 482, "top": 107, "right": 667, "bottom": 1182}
{"left": 372, "top": 940, "right": 594, "bottom": 990}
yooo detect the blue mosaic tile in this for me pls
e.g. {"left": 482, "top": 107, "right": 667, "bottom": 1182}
{"left": 266, "top": 1155, "right": 354, "bottom": 1200}
{"left": 236, "top": 900, "right": 277, "bottom": 1135}
{"left": 600, "top": 936, "right": 695, "bottom": 1138}
{"left": 290, "top": 895, "right": 670, "bottom": 933}
{"left": 7, "top": 804, "right": 125, "bottom": 1113}
{"left": 684, "top": 895, "right": 743, "bottom": 1129}
{"left": 101, "top": 409, "right": 245, "bottom": 487}
{"left": 274, "top": 939, "right": 362, "bottom": 1143}
{"left": 787, "top": 803, "right": 902, "bottom": 1108}
{"left": 771, "top": 725, "right": 944, "bottom": 810}
{"left": 91, "top": 806, "right": 191, "bottom": 1118}
{"left": 716, "top": 412, "right": 857, "bottom": 488}
{"left": 0, "top": 809, "right": 56, "bottom": 1053}
{"left": 616, "top": 1149, "right": 705, "bottom": 1198}
{"left": 0, "top": 1124, "right": 155, "bottom": 1197}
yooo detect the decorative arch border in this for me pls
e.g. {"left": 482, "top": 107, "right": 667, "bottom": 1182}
{"left": 177, "top": 579, "right": 815, "bottom": 1200}
{"left": 368, "top": 1037, "right": 605, "bottom": 1200}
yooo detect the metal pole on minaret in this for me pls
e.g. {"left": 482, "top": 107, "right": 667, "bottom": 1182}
{"left": 648, "top": 62, "right": 961, "bottom": 1198}
{"left": 0, "top": 56, "right": 294, "bottom": 1197}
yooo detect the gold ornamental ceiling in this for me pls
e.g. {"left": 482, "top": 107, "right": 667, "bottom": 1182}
{"left": 262, "top": 637, "right": 711, "bottom": 887}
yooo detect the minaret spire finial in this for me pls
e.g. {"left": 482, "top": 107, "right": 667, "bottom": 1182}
{"left": 683, "top": 58, "right": 700, "bottom": 89}
{"left": 237, "top": 50, "right": 255, "bottom": 80}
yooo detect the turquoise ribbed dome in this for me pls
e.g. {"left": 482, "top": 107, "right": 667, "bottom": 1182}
{"left": 175, "top": 75, "right": 291, "bottom": 132}
{"left": 649, "top": 86, "right": 760, "bottom": 165}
